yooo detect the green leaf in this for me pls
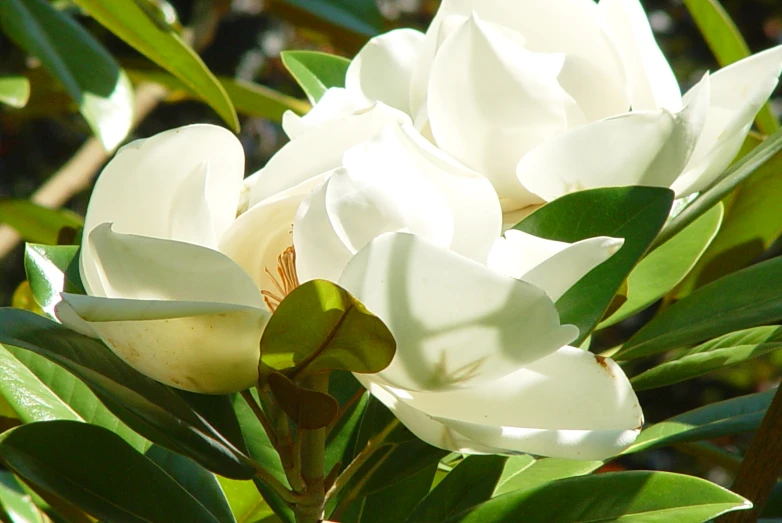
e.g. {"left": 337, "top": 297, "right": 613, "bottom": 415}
{"left": 683, "top": 0, "right": 778, "bottom": 134}
{"left": 443, "top": 471, "right": 750, "bottom": 522}
{"left": 625, "top": 389, "right": 773, "bottom": 453}
{"left": 0, "top": 308, "right": 254, "bottom": 479}
{"left": 127, "top": 68, "right": 310, "bottom": 121}
{"left": 267, "top": 371, "right": 339, "bottom": 429}
{"left": 279, "top": 0, "right": 383, "bottom": 36}
{"left": 600, "top": 203, "right": 723, "bottom": 328}
{"left": 493, "top": 456, "right": 603, "bottom": 497}
{"left": 145, "top": 445, "right": 237, "bottom": 523}
{"left": 515, "top": 187, "right": 673, "bottom": 342}
{"left": 216, "top": 477, "right": 277, "bottom": 523}
{"left": 260, "top": 279, "right": 395, "bottom": 377}
{"left": 0, "top": 200, "right": 82, "bottom": 245}
{"left": 281, "top": 51, "right": 350, "bottom": 103}
{"left": 653, "top": 127, "right": 782, "bottom": 250}
{"left": 631, "top": 326, "right": 782, "bottom": 390}
{"left": 24, "top": 244, "right": 83, "bottom": 318}
{"left": 406, "top": 456, "right": 507, "bottom": 523}
{"left": 72, "top": 0, "right": 238, "bottom": 131}
{"left": 0, "top": 75, "right": 30, "bottom": 108}
{"left": 616, "top": 256, "right": 782, "bottom": 360}
{"left": 0, "top": 421, "right": 225, "bottom": 523}
{"left": 0, "top": 471, "right": 46, "bottom": 523}
{"left": 0, "top": 0, "right": 133, "bottom": 150}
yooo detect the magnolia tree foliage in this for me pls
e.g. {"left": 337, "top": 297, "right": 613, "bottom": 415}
{"left": 1, "top": 0, "right": 782, "bottom": 522}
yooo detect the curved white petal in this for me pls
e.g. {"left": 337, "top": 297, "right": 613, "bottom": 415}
{"left": 346, "top": 29, "right": 425, "bottom": 114}
{"left": 488, "top": 231, "right": 624, "bottom": 301}
{"left": 82, "top": 223, "right": 265, "bottom": 310}
{"left": 295, "top": 129, "right": 454, "bottom": 283}
{"left": 281, "top": 88, "right": 367, "bottom": 140}
{"left": 339, "top": 232, "right": 578, "bottom": 392}
{"left": 673, "top": 45, "right": 782, "bottom": 196}
{"left": 59, "top": 294, "right": 267, "bottom": 394}
{"left": 516, "top": 107, "right": 700, "bottom": 201}
{"left": 246, "top": 103, "right": 410, "bottom": 207}
{"left": 381, "top": 346, "right": 643, "bottom": 459}
{"left": 83, "top": 124, "right": 244, "bottom": 243}
{"left": 427, "top": 14, "right": 572, "bottom": 207}
{"left": 557, "top": 54, "right": 629, "bottom": 123}
{"left": 599, "top": 0, "right": 682, "bottom": 111}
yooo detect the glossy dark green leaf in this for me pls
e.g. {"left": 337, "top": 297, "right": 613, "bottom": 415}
{"left": 406, "top": 456, "right": 507, "bottom": 523}
{"left": 0, "top": 0, "right": 133, "bottom": 149}
{"left": 683, "top": 0, "right": 778, "bottom": 134}
{"left": 325, "top": 387, "right": 369, "bottom": 474}
{"left": 279, "top": 0, "right": 383, "bottom": 36}
{"left": 72, "top": 0, "right": 238, "bottom": 131}
{"left": 261, "top": 279, "right": 395, "bottom": 377}
{"left": 24, "top": 244, "right": 84, "bottom": 318}
{"left": 0, "top": 76, "right": 30, "bottom": 108}
{"left": 631, "top": 326, "right": 782, "bottom": 390}
{"left": 0, "top": 200, "right": 82, "bottom": 245}
{"left": 616, "top": 256, "right": 782, "bottom": 360}
{"left": 0, "top": 421, "right": 224, "bottom": 523}
{"left": 493, "top": 456, "right": 603, "bottom": 497}
{"left": 625, "top": 390, "right": 773, "bottom": 454}
{"left": 0, "top": 308, "right": 254, "bottom": 479}
{"left": 281, "top": 51, "right": 350, "bottom": 103}
{"left": 145, "top": 445, "right": 236, "bottom": 523}
{"left": 127, "top": 68, "right": 310, "bottom": 121}
{"left": 443, "top": 471, "right": 749, "bottom": 522}
{"left": 599, "top": 203, "right": 723, "bottom": 328}
{"left": 515, "top": 187, "right": 673, "bottom": 342}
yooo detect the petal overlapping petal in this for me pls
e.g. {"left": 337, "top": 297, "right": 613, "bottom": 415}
{"left": 281, "top": 88, "right": 367, "bottom": 139}
{"left": 339, "top": 232, "right": 578, "bottom": 392}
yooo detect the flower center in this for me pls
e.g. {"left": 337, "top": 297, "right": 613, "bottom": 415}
{"left": 261, "top": 246, "right": 300, "bottom": 312}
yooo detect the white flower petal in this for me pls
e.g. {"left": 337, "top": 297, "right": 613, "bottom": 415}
{"left": 599, "top": 0, "right": 682, "bottom": 111}
{"left": 59, "top": 294, "right": 267, "bottom": 394}
{"left": 427, "top": 14, "right": 572, "bottom": 208}
{"left": 281, "top": 88, "right": 367, "bottom": 140}
{"left": 557, "top": 54, "right": 629, "bottom": 123}
{"left": 346, "top": 29, "right": 425, "bottom": 114}
{"left": 82, "top": 223, "right": 265, "bottom": 309}
{"left": 489, "top": 230, "right": 624, "bottom": 301}
{"left": 83, "top": 124, "right": 244, "bottom": 243}
{"left": 246, "top": 103, "right": 410, "bottom": 207}
{"left": 673, "top": 45, "right": 782, "bottom": 196}
{"left": 339, "top": 232, "right": 578, "bottom": 392}
{"left": 394, "top": 346, "right": 643, "bottom": 459}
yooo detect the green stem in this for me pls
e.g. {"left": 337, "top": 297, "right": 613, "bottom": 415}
{"left": 295, "top": 372, "right": 329, "bottom": 523}
{"left": 329, "top": 445, "right": 394, "bottom": 521}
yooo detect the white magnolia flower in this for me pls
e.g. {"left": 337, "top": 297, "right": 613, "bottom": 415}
{"left": 316, "top": 0, "right": 782, "bottom": 220}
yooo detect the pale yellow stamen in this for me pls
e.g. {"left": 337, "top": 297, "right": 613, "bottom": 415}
{"left": 261, "top": 246, "right": 300, "bottom": 312}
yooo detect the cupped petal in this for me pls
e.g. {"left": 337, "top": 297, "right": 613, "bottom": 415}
{"left": 82, "top": 223, "right": 265, "bottom": 309}
{"left": 83, "top": 124, "right": 244, "bottom": 244}
{"left": 488, "top": 230, "right": 624, "bottom": 301}
{"left": 58, "top": 294, "right": 267, "bottom": 393}
{"left": 281, "top": 88, "right": 366, "bottom": 140}
{"left": 346, "top": 29, "right": 425, "bottom": 115}
{"left": 427, "top": 13, "right": 571, "bottom": 208}
{"left": 598, "top": 0, "right": 682, "bottom": 112}
{"left": 384, "top": 346, "right": 643, "bottom": 459}
{"left": 338, "top": 232, "right": 578, "bottom": 392}
{"left": 673, "top": 45, "right": 782, "bottom": 196}
{"left": 246, "top": 102, "right": 410, "bottom": 207}
{"left": 295, "top": 128, "right": 454, "bottom": 283}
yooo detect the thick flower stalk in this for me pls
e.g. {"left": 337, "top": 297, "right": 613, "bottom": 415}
{"left": 311, "top": 0, "right": 782, "bottom": 223}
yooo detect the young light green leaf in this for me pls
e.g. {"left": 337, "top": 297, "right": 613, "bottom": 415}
{"left": 631, "top": 326, "right": 782, "bottom": 390}
{"left": 281, "top": 51, "right": 351, "bottom": 103}
{"left": 0, "top": 0, "right": 134, "bottom": 149}
{"left": 406, "top": 456, "right": 507, "bottom": 523}
{"left": 683, "top": 0, "right": 778, "bottom": 134}
{"left": 625, "top": 389, "right": 773, "bottom": 454}
{"left": 24, "top": 244, "right": 83, "bottom": 318}
{"left": 0, "top": 472, "right": 45, "bottom": 523}
{"left": 443, "top": 471, "right": 750, "bottom": 522}
{"left": 493, "top": 456, "right": 603, "bottom": 497}
{"left": 278, "top": 0, "right": 383, "bottom": 37}
{"left": 71, "top": 0, "right": 238, "bottom": 131}
{"left": 0, "top": 76, "right": 30, "bottom": 108}
{"left": 515, "top": 187, "right": 673, "bottom": 343}
{"left": 616, "top": 256, "right": 782, "bottom": 360}
{"left": 600, "top": 203, "right": 723, "bottom": 328}
{"left": 0, "top": 200, "right": 83, "bottom": 245}
{"left": 0, "top": 421, "right": 224, "bottom": 523}
{"left": 216, "top": 477, "right": 277, "bottom": 523}
{"left": 260, "top": 279, "right": 395, "bottom": 378}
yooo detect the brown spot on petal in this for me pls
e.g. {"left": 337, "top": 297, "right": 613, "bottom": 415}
{"left": 595, "top": 355, "right": 615, "bottom": 378}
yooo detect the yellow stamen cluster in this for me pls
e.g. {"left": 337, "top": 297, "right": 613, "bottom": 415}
{"left": 261, "top": 246, "right": 300, "bottom": 312}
